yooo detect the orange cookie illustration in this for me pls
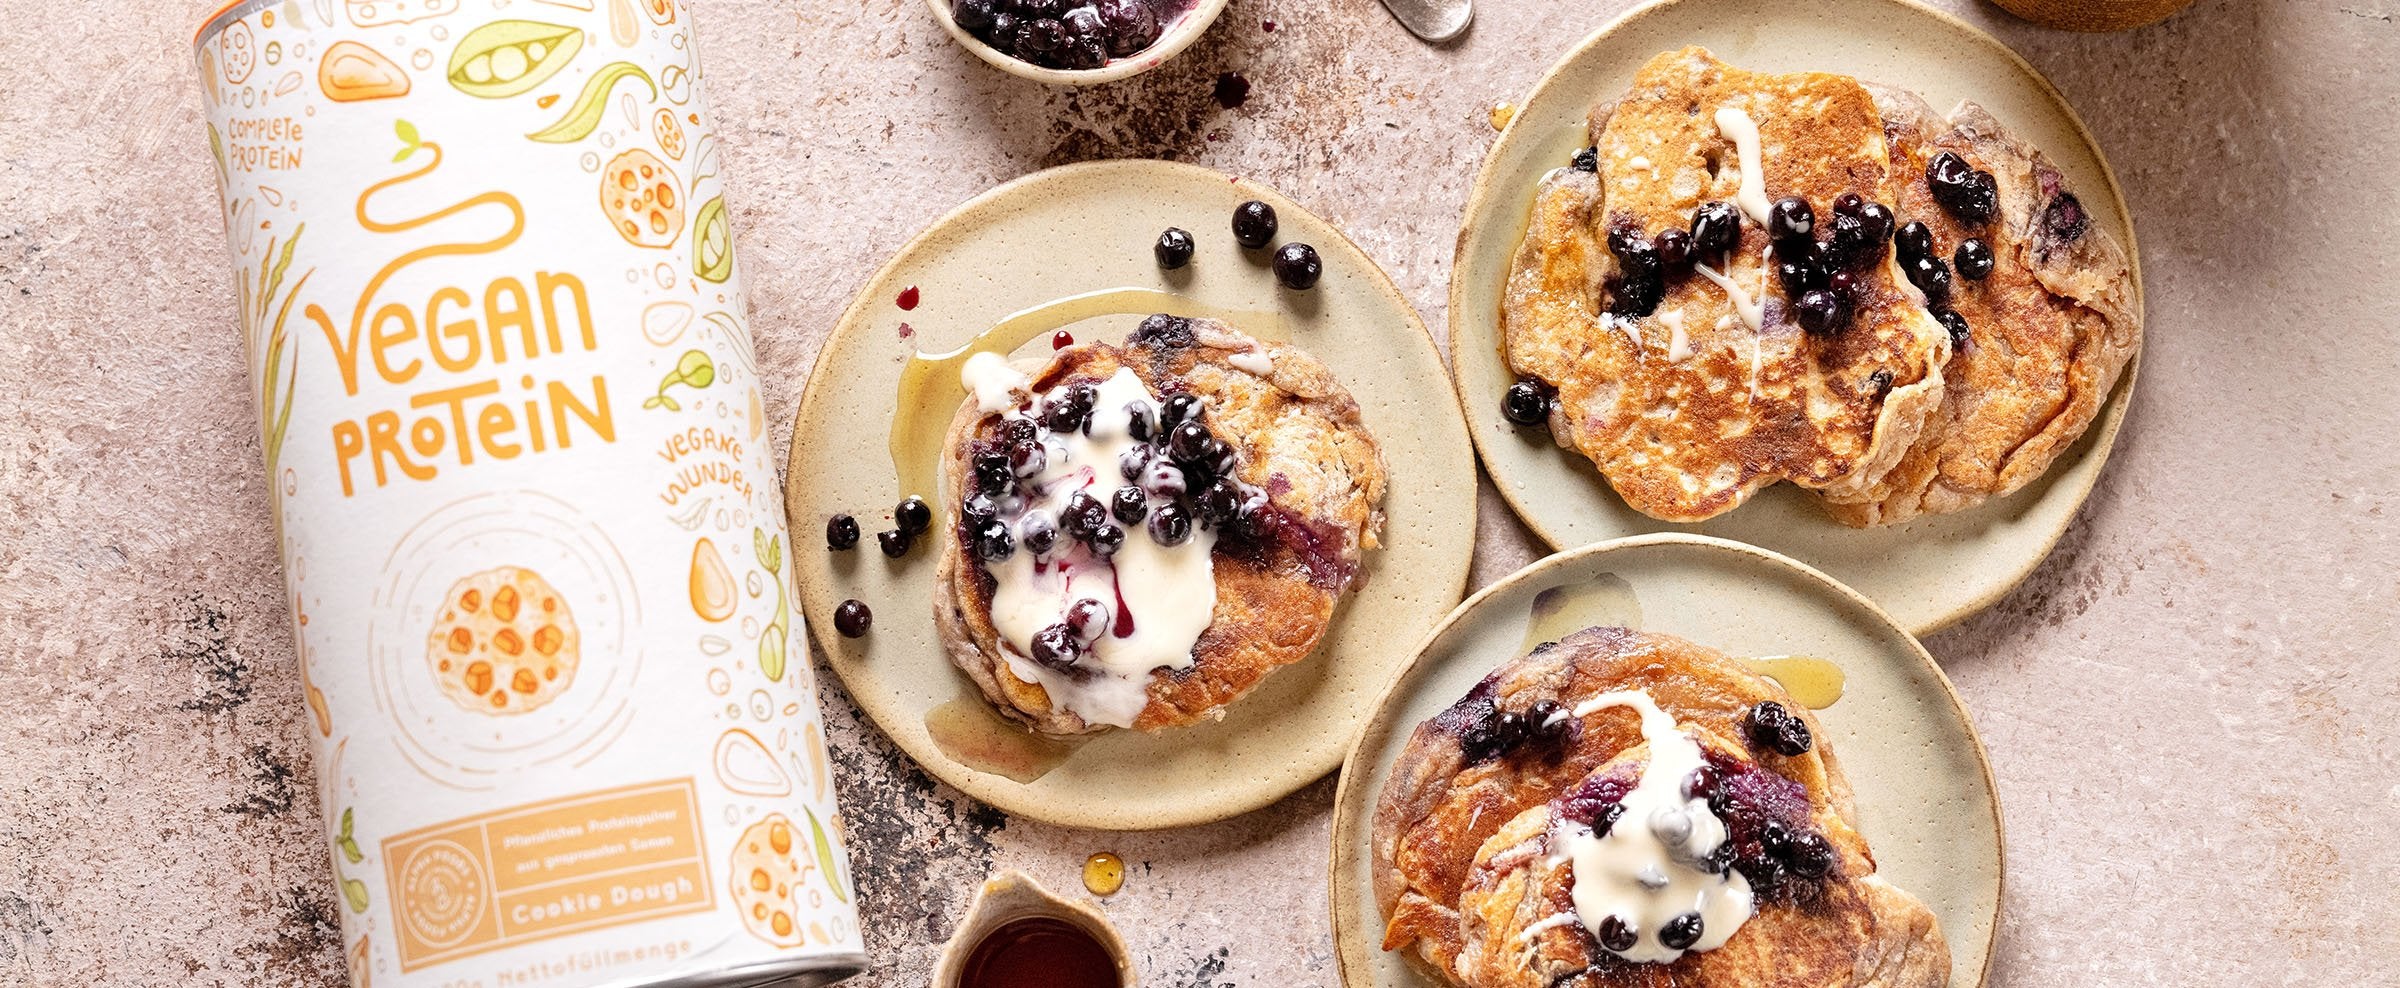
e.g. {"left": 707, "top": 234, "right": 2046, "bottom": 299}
{"left": 653, "top": 109, "right": 686, "bottom": 160}
{"left": 729, "top": 814, "right": 810, "bottom": 947}
{"left": 319, "top": 41, "right": 410, "bottom": 102}
{"left": 424, "top": 566, "right": 580, "bottom": 715}
{"left": 346, "top": 0, "right": 460, "bottom": 28}
{"left": 600, "top": 149, "right": 684, "bottom": 249}
{"left": 221, "top": 22, "right": 257, "bottom": 85}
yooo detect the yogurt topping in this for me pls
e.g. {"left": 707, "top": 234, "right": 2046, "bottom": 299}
{"left": 967, "top": 365, "right": 1222, "bottom": 728}
{"left": 1554, "top": 689, "right": 1754, "bottom": 963}
{"left": 1712, "top": 106, "right": 1770, "bottom": 226}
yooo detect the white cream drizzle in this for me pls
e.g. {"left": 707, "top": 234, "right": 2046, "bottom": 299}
{"left": 971, "top": 367, "right": 1220, "bottom": 729}
{"left": 1660, "top": 308, "right": 1691, "bottom": 362}
{"left": 1692, "top": 261, "right": 1764, "bottom": 332}
{"left": 1227, "top": 347, "right": 1274, "bottom": 376}
{"left": 961, "top": 351, "right": 1029, "bottom": 412}
{"left": 1553, "top": 689, "right": 1753, "bottom": 964}
{"left": 1712, "top": 106, "right": 1770, "bottom": 225}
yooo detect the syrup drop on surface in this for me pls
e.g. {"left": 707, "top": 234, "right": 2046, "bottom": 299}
{"left": 1052, "top": 330, "right": 1075, "bottom": 350}
{"left": 897, "top": 285, "right": 921, "bottom": 310}
{"left": 1741, "top": 656, "right": 1846, "bottom": 710}
{"left": 1082, "top": 852, "right": 1126, "bottom": 896}
{"left": 960, "top": 917, "right": 1117, "bottom": 988}
{"left": 1213, "top": 72, "right": 1250, "bottom": 109}
{"left": 1261, "top": 18, "right": 1278, "bottom": 30}
{"left": 1488, "top": 102, "right": 1516, "bottom": 131}
{"left": 924, "top": 697, "right": 1081, "bottom": 783}
{"left": 1517, "top": 573, "right": 1643, "bottom": 657}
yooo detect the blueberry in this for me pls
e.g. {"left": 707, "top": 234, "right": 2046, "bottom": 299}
{"left": 877, "top": 529, "right": 912, "bottom": 558}
{"left": 1502, "top": 378, "right": 1553, "bottom": 427}
{"left": 1774, "top": 827, "right": 1835, "bottom": 877}
{"left": 1197, "top": 478, "right": 1242, "bottom": 527}
{"left": 1088, "top": 523, "right": 1125, "bottom": 556}
{"left": 975, "top": 519, "right": 1015, "bottom": 561}
{"left": 1060, "top": 491, "right": 1105, "bottom": 539}
{"left": 1019, "top": 16, "right": 1066, "bottom": 54}
{"left": 1526, "top": 699, "right": 1568, "bottom": 740}
{"left": 1823, "top": 212, "right": 1879, "bottom": 270}
{"left": 1831, "top": 191, "right": 1865, "bottom": 217}
{"left": 1869, "top": 368, "right": 1894, "bottom": 400}
{"left": 1132, "top": 313, "right": 1194, "bottom": 347}
{"left": 833, "top": 599, "right": 873, "bottom": 638}
{"left": 1683, "top": 764, "right": 1719, "bottom": 801}
{"left": 973, "top": 450, "right": 1014, "bottom": 495}
{"left": 1906, "top": 253, "right": 1953, "bottom": 306}
{"left": 1745, "top": 701, "right": 1814, "bottom": 756}
{"left": 1111, "top": 485, "right": 1148, "bottom": 524}
{"left": 1008, "top": 439, "right": 1047, "bottom": 477}
{"left": 1271, "top": 243, "right": 1322, "bottom": 289}
{"left": 1794, "top": 289, "right": 1846, "bottom": 336}
{"left": 1827, "top": 269, "right": 1858, "bottom": 299}
{"left": 1607, "top": 230, "right": 1665, "bottom": 317}
{"left": 1927, "top": 150, "right": 1973, "bottom": 188}
{"left": 961, "top": 493, "right": 998, "bottom": 528}
{"left": 1690, "top": 201, "right": 1742, "bottom": 259}
{"left": 1147, "top": 503, "right": 1193, "bottom": 546}
{"left": 1029, "top": 624, "right": 1082, "bottom": 671}
{"left": 1160, "top": 393, "right": 1203, "bottom": 428}
{"left": 1938, "top": 308, "right": 1971, "bottom": 348}
{"left": 1954, "top": 237, "right": 1994, "bottom": 280}
{"left": 2042, "top": 192, "right": 2090, "bottom": 245}
{"left": 1611, "top": 234, "right": 1661, "bottom": 283}
{"left": 1153, "top": 227, "right": 1194, "bottom": 269}
{"left": 894, "top": 496, "right": 933, "bottom": 534}
{"left": 1658, "top": 912, "right": 1704, "bottom": 951}
{"left": 826, "top": 514, "right": 860, "bottom": 551}
{"left": 1062, "top": 36, "right": 1108, "bottom": 69}
{"left": 984, "top": 11, "right": 1019, "bottom": 47}
{"left": 1167, "top": 420, "right": 1214, "bottom": 463}
{"left": 1140, "top": 461, "right": 1187, "bottom": 499}
{"left": 1060, "top": 4, "right": 1103, "bottom": 37}
{"left": 1858, "top": 201, "right": 1896, "bottom": 247}
{"left": 1018, "top": 511, "right": 1058, "bottom": 556}
{"left": 952, "top": 0, "right": 998, "bottom": 34}
{"left": 1065, "top": 597, "right": 1111, "bottom": 642}
{"left": 1597, "top": 915, "right": 1638, "bottom": 953}
{"left": 1238, "top": 504, "right": 1281, "bottom": 542}
{"left": 1232, "top": 200, "right": 1278, "bottom": 249}
{"left": 1768, "top": 196, "right": 1814, "bottom": 242}
{"left": 1571, "top": 146, "right": 1599, "bottom": 172}
{"left": 1895, "top": 220, "right": 1934, "bottom": 261}
{"left": 1775, "top": 250, "right": 1824, "bottom": 298}
{"left": 1094, "top": 0, "right": 1158, "bottom": 56}
{"left": 1652, "top": 228, "right": 1693, "bottom": 273}
{"left": 1928, "top": 152, "right": 1998, "bottom": 223}
{"left": 1607, "top": 274, "right": 1663, "bottom": 319}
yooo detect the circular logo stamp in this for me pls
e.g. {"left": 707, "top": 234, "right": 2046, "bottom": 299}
{"left": 395, "top": 839, "right": 486, "bottom": 949}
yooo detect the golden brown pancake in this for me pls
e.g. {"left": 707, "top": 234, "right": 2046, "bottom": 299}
{"left": 935, "top": 316, "right": 1385, "bottom": 735}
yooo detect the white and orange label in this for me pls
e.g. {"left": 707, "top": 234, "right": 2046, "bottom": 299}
{"left": 193, "top": 1, "right": 862, "bottom": 985}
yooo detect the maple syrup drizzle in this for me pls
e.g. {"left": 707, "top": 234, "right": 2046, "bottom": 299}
{"left": 924, "top": 696, "right": 1083, "bottom": 784}
{"left": 1514, "top": 574, "right": 1842, "bottom": 709}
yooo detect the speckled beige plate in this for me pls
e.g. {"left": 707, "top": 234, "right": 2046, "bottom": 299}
{"left": 787, "top": 160, "right": 1476, "bottom": 830}
{"left": 1330, "top": 534, "right": 2000, "bottom": 987}
{"left": 1451, "top": 0, "right": 2145, "bottom": 635}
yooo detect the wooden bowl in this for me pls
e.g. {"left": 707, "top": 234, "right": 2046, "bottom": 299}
{"left": 1991, "top": 0, "right": 2195, "bottom": 32}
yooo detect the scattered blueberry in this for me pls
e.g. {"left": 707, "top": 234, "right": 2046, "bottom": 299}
{"left": 1167, "top": 420, "right": 1215, "bottom": 463}
{"left": 877, "top": 529, "right": 912, "bottom": 558}
{"left": 1857, "top": 201, "right": 1896, "bottom": 247}
{"left": 1832, "top": 192, "right": 1865, "bottom": 217}
{"left": 1502, "top": 378, "right": 1554, "bottom": 427}
{"left": 961, "top": 493, "right": 999, "bottom": 528}
{"left": 1906, "top": 253, "right": 1953, "bottom": 306}
{"left": 1869, "top": 368, "right": 1894, "bottom": 401}
{"left": 1954, "top": 237, "right": 1995, "bottom": 280}
{"left": 826, "top": 514, "right": 860, "bottom": 551}
{"left": 1690, "top": 200, "right": 1742, "bottom": 259}
{"left": 1658, "top": 912, "right": 1704, "bottom": 951}
{"left": 1597, "top": 915, "right": 1639, "bottom": 953}
{"left": 1768, "top": 196, "right": 1815, "bottom": 242}
{"left": 1653, "top": 227, "right": 1693, "bottom": 273}
{"left": 1197, "top": 478, "right": 1242, "bottom": 527}
{"left": 1111, "top": 485, "right": 1148, "bottom": 524}
{"left": 1088, "top": 523, "right": 1125, "bottom": 556}
{"left": 1160, "top": 393, "right": 1203, "bottom": 428}
{"left": 1938, "top": 308, "right": 1971, "bottom": 348}
{"left": 1020, "top": 512, "right": 1060, "bottom": 557}
{"left": 975, "top": 519, "right": 1015, "bottom": 561}
{"left": 1776, "top": 250, "right": 1825, "bottom": 298}
{"left": 1061, "top": 491, "right": 1108, "bottom": 539}
{"left": 1065, "top": 597, "right": 1111, "bottom": 642}
{"left": 1271, "top": 242, "right": 1322, "bottom": 289}
{"left": 1927, "top": 151, "right": 1998, "bottom": 223}
{"left": 1154, "top": 227, "right": 1195, "bottom": 269}
{"left": 894, "top": 496, "right": 933, "bottom": 534}
{"left": 1008, "top": 438, "right": 1047, "bottom": 477}
{"left": 833, "top": 599, "right": 873, "bottom": 638}
{"left": 973, "top": 450, "right": 1014, "bottom": 495}
{"left": 1795, "top": 289, "right": 1846, "bottom": 336}
{"left": 1895, "top": 220, "right": 1934, "bottom": 261}
{"left": 2042, "top": 192, "right": 2090, "bottom": 245}
{"left": 1571, "top": 146, "right": 1599, "bottom": 172}
{"left": 1745, "top": 701, "right": 1814, "bottom": 756}
{"left": 1147, "top": 503, "right": 1193, "bottom": 546}
{"left": 1232, "top": 200, "right": 1278, "bottom": 249}
{"left": 1030, "top": 625, "right": 1082, "bottom": 671}
{"left": 1095, "top": 0, "right": 1159, "bottom": 56}
{"left": 1526, "top": 699, "right": 1568, "bottom": 741}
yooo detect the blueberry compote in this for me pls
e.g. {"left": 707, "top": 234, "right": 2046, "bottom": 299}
{"left": 952, "top": 0, "right": 1195, "bottom": 71}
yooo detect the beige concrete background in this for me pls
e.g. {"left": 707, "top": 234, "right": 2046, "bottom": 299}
{"left": 2, "top": 0, "right": 2395, "bottom": 984}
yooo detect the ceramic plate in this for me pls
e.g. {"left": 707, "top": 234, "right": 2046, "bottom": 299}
{"left": 1330, "top": 534, "right": 2002, "bottom": 987}
{"left": 787, "top": 160, "right": 1476, "bottom": 830}
{"left": 1450, "top": 0, "right": 2144, "bottom": 635}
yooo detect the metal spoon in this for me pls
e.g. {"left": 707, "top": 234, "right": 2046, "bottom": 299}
{"left": 1378, "top": 0, "right": 1472, "bottom": 42}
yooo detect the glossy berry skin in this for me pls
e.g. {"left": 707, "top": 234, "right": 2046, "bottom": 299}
{"left": 1767, "top": 196, "right": 1815, "bottom": 242}
{"left": 1571, "top": 146, "right": 1599, "bottom": 172}
{"left": 1029, "top": 625, "right": 1082, "bottom": 671}
{"left": 1652, "top": 228, "right": 1693, "bottom": 273}
{"left": 1745, "top": 701, "right": 1815, "bottom": 756}
{"left": 1272, "top": 243, "right": 1322, "bottom": 289}
{"left": 1231, "top": 200, "right": 1278, "bottom": 249}
{"left": 894, "top": 496, "right": 933, "bottom": 534}
{"left": 972, "top": 451, "right": 1014, "bottom": 496}
{"left": 1906, "top": 254, "right": 1953, "bottom": 307}
{"left": 974, "top": 519, "right": 1015, "bottom": 562}
{"left": 1597, "top": 915, "right": 1639, "bottom": 953}
{"left": 825, "top": 514, "right": 860, "bottom": 551}
{"left": 1927, "top": 151, "right": 1999, "bottom": 224}
{"left": 2042, "top": 192, "right": 2090, "bottom": 245}
{"left": 1147, "top": 503, "right": 1193, "bottom": 546}
{"left": 833, "top": 599, "right": 873, "bottom": 638}
{"left": 1111, "top": 485, "right": 1148, "bottom": 524}
{"left": 1153, "top": 227, "right": 1195, "bottom": 269}
{"left": 1502, "top": 378, "right": 1553, "bottom": 427}
{"left": 1938, "top": 308, "right": 1971, "bottom": 349}
{"left": 1065, "top": 597, "right": 1111, "bottom": 642}
{"left": 1087, "top": 523, "right": 1125, "bottom": 556}
{"left": 1658, "top": 912, "right": 1705, "bottom": 951}
{"left": 1857, "top": 201, "right": 1896, "bottom": 247}
{"left": 952, "top": 0, "right": 998, "bottom": 33}
{"left": 1690, "top": 201, "right": 1742, "bottom": 258}
{"left": 1831, "top": 191, "right": 1865, "bottom": 217}
{"left": 1894, "top": 220, "right": 1934, "bottom": 261}
{"left": 1526, "top": 699, "right": 1568, "bottom": 741}
{"left": 1061, "top": 491, "right": 1107, "bottom": 539}
{"left": 877, "top": 529, "right": 912, "bottom": 558}
{"left": 1775, "top": 251, "right": 1825, "bottom": 298}
{"left": 1019, "top": 511, "right": 1059, "bottom": 556}
{"left": 1794, "top": 289, "right": 1846, "bottom": 336}
{"left": 1197, "top": 479, "right": 1242, "bottom": 527}
{"left": 1095, "top": 0, "right": 1159, "bottom": 56}
{"left": 1166, "top": 420, "right": 1215, "bottom": 464}
{"left": 1954, "top": 237, "right": 1995, "bottom": 280}
{"left": 1160, "top": 393, "right": 1203, "bottom": 428}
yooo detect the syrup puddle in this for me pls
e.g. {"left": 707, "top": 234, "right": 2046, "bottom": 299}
{"left": 888, "top": 287, "right": 1283, "bottom": 509}
{"left": 924, "top": 696, "right": 1085, "bottom": 784}
{"left": 1514, "top": 574, "right": 1843, "bottom": 709}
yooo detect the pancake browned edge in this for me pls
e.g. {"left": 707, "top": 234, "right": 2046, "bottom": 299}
{"left": 934, "top": 315, "right": 1386, "bottom": 736}
{"left": 1501, "top": 47, "right": 1950, "bottom": 522}
{"left": 1815, "top": 86, "right": 2140, "bottom": 526}
{"left": 1370, "top": 627, "right": 1948, "bottom": 987}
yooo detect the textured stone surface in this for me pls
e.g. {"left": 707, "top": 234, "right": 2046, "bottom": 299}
{"left": 2, "top": 0, "right": 2396, "bottom": 985}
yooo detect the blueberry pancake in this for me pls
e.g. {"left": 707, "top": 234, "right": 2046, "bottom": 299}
{"left": 1814, "top": 87, "right": 2140, "bottom": 526}
{"left": 1372, "top": 627, "right": 1945, "bottom": 985}
{"left": 933, "top": 315, "right": 1386, "bottom": 736}
{"left": 1501, "top": 47, "right": 1951, "bottom": 522}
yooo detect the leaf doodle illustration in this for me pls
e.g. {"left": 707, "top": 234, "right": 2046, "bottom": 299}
{"left": 643, "top": 349, "right": 714, "bottom": 411}
{"left": 391, "top": 120, "right": 422, "bottom": 162}
{"left": 527, "top": 62, "right": 656, "bottom": 143}
{"left": 804, "top": 806, "right": 850, "bottom": 904}
{"left": 755, "top": 528, "right": 789, "bottom": 682}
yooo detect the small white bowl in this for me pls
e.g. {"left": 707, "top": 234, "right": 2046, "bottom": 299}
{"left": 925, "top": 0, "right": 1233, "bottom": 86}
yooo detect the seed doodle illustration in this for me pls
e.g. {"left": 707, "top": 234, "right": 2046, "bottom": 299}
{"left": 644, "top": 349, "right": 714, "bottom": 410}
{"left": 445, "top": 20, "right": 584, "bottom": 98}
{"left": 692, "top": 196, "right": 733, "bottom": 283}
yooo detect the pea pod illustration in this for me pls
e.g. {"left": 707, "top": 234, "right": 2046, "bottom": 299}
{"left": 754, "top": 528, "right": 789, "bottom": 682}
{"left": 446, "top": 21, "right": 584, "bottom": 99}
{"left": 644, "top": 349, "right": 714, "bottom": 411}
{"left": 692, "top": 196, "right": 733, "bottom": 283}
{"left": 527, "top": 62, "right": 656, "bottom": 144}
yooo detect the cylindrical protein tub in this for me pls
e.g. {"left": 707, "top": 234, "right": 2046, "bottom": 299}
{"left": 192, "top": 2, "right": 866, "bottom": 985}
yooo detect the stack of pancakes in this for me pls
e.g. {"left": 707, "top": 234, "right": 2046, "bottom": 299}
{"left": 1503, "top": 47, "right": 2138, "bottom": 526}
